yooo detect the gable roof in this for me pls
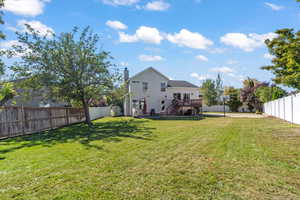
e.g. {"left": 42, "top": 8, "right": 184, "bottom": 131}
{"left": 167, "top": 80, "right": 199, "bottom": 88}
{"left": 129, "top": 67, "right": 170, "bottom": 81}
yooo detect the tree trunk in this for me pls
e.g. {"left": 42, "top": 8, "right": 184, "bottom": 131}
{"left": 82, "top": 98, "right": 92, "bottom": 127}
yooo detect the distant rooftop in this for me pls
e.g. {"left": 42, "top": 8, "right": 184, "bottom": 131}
{"left": 167, "top": 80, "right": 199, "bottom": 88}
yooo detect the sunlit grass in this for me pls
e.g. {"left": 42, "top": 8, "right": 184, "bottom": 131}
{"left": 0, "top": 117, "right": 299, "bottom": 199}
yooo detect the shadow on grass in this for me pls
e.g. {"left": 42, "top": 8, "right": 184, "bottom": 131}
{"left": 0, "top": 118, "right": 155, "bottom": 155}
{"left": 140, "top": 116, "right": 203, "bottom": 121}
{"left": 202, "top": 114, "right": 225, "bottom": 118}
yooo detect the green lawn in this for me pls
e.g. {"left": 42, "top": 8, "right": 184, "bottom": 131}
{"left": 0, "top": 117, "right": 300, "bottom": 200}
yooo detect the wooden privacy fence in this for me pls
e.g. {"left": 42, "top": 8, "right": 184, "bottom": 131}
{"left": 0, "top": 106, "right": 85, "bottom": 139}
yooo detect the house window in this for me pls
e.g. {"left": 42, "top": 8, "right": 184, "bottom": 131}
{"left": 183, "top": 93, "right": 191, "bottom": 101}
{"left": 132, "top": 81, "right": 140, "bottom": 84}
{"left": 173, "top": 93, "right": 181, "bottom": 100}
{"left": 142, "top": 82, "right": 148, "bottom": 91}
{"left": 161, "top": 82, "right": 166, "bottom": 92}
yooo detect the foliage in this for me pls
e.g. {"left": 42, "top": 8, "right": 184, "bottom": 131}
{"left": 200, "top": 79, "right": 218, "bottom": 106}
{"left": 224, "top": 86, "right": 242, "bottom": 112}
{"left": 0, "top": 0, "right": 5, "bottom": 40}
{"left": 255, "top": 84, "right": 287, "bottom": 103}
{"left": 215, "top": 74, "right": 224, "bottom": 104}
{"left": 200, "top": 75, "right": 224, "bottom": 106}
{"left": 106, "top": 84, "right": 127, "bottom": 112}
{"left": 7, "top": 25, "right": 120, "bottom": 126}
{"left": 0, "top": 0, "right": 5, "bottom": 75}
{"left": 240, "top": 78, "right": 267, "bottom": 112}
{"left": 0, "top": 1, "right": 16, "bottom": 106}
{"left": 0, "top": 82, "right": 16, "bottom": 106}
{"left": 262, "top": 29, "right": 300, "bottom": 90}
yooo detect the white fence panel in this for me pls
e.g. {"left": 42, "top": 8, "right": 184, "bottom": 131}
{"left": 89, "top": 106, "right": 122, "bottom": 120}
{"left": 294, "top": 93, "right": 300, "bottom": 124}
{"left": 285, "top": 96, "right": 292, "bottom": 122}
{"left": 264, "top": 93, "right": 300, "bottom": 125}
{"left": 202, "top": 105, "right": 230, "bottom": 112}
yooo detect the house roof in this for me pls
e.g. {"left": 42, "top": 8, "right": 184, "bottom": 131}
{"left": 129, "top": 67, "right": 170, "bottom": 81}
{"left": 167, "top": 80, "right": 199, "bottom": 88}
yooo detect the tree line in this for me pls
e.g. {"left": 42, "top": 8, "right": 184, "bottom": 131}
{"left": 0, "top": 0, "right": 125, "bottom": 126}
{"left": 200, "top": 0, "right": 300, "bottom": 113}
{"left": 200, "top": 76, "right": 287, "bottom": 113}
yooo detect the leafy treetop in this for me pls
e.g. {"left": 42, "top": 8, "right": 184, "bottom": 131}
{"left": 7, "top": 25, "right": 120, "bottom": 126}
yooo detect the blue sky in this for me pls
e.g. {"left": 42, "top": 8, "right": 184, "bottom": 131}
{"left": 1, "top": 0, "right": 300, "bottom": 88}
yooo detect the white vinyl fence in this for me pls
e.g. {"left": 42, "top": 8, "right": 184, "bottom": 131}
{"left": 264, "top": 93, "right": 300, "bottom": 125}
{"left": 202, "top": 105, "right": 250, "bottom": 113}
{"left": 202, "top": 105, "right": 230, "bottom": 112}
{"left": 89, "top": 106, "right": 122, "bottom": 120}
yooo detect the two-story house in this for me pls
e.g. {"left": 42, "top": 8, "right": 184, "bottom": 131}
{"left": 124, "top": 67, "right": 202, "bottom": 116}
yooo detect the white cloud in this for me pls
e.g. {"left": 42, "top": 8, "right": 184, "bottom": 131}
{"left": 195, "top": 55, "right": 208, "bottom": 62}
{"left": 227, "top": 72, "right": 246, "bottom": 82}
{"left": 139, "top": 54, "right": 163, "bottom": 62}
{"left": 17, "top": 20, "right": 55, "bottom": 38}
{"left": 208, "top": 48, "right": 226, "bottom": 54}
{"left": 264, "top": 2, "right": 284, "bottom": 11}
{"left": 120, "top": 62, "right": 129, "bottom": 66}
{"left": 3, "top": 0, "right": 51, "bottom": 17}
{"left": 211, "top": 66, "right": 235, "bottom": 74}
{"left": 227, "top": 60, "right": 238, "bottom": 65}
{"left": 167, "top": 29, "right": 213, "bottom": 49}
{"left": 119, "top": 32, "right": 138, "bottom": 43}
{"left": 119, "top": 26, "right": 163, "bottom": 44}
{"left": 144, "top": 1, "right": 170, "bottom": 11}
{"left": 106, "top": 20, "right": 127, "bottom": 30}
{"left": 0, "top": 40, "right": 21, "bottom": 49}
{"left": 144, "top": 47, "right": 161, "bottom": 53}
{"left": 220, "top": 32, "right": 277, "bottom": 52}
{"left": 0, "top": 40, "right": 29, "bottom": 58}
{"left": 190, "top": 73, "right": 212, "bottom": 81}
{"left": 264, "top": 53, "right": 275, "bottom": 59}
{"left": 102, "top": 0, "right": 140, "bottom": 6}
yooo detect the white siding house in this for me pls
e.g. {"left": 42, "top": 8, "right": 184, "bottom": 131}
{"left": 124, "top": 67, "right": 202, "bottom": 116}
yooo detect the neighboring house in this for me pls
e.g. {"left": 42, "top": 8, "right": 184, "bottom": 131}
{"left": 3, "top": 79, "right": 69, "bottom": 107}
{"left": 124, "top": 67, "right": 202, "bottom": 116}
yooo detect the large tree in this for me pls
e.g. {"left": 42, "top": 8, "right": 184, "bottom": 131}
{"left": 215, "top": 73, "right": 224, "bottom": 104}
{"left": 0, "top": 0, "right": 16, "bottom": 106}
{"left": 0, "top": 0, "right": 5, "bottom": 73}
{"left": 262, "top": 29, "right": 300, "bottom": 90}
{"left": 224, "top": 86, "right": 242, "bottom": 112}
{"left": 200, "top": 79, "right": 218, "bottom": 106}
{"left": 8, "top": 26, "right": 119, "bottom": 126}
{"left": 240, "top": 78, "right": 267, "bottom": 112}
{"left": 255, "top": 84, "right": 287, "bottom": 103}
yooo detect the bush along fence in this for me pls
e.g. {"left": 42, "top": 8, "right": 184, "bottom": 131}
{"left": 0, "top": 106, "right": 85, "bottom": 139}
{"left": 264, "top": 93, "right": 300, "bottom": 125}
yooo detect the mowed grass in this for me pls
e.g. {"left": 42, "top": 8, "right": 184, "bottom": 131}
{"left": 0, "top": 117, "right": 300, "bottom": 200}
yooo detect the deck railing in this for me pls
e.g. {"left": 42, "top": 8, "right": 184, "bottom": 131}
{"left": 176, "top": 99, "right": 202, "bottom": 106}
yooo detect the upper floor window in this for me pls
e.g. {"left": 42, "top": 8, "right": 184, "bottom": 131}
{"left": 183, "top": 93, "right": 191, "bottom": 101}
{"left": 142, "top": 82, "right": 148, "bottom": 91}
{"left": 173, "top": 93, "right": 181, "bottom": 100}
{"left": 161, "top": 82, "right": 166, "bottom": 92}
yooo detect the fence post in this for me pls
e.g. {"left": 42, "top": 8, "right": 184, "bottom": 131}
{"left": 49, "top": 108, "right": 53, "bottom": 129}
{"left": 66, "top": 108, "right": 70, "bottom": 125}
{"left": 21, "top": 105, "right": 25, "bottom": 134}
{"left": 283, "top": 97, "right": 286, "bottom": 121}
{"left": 291, "top": 95, "right": 294, "bottom": 125}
